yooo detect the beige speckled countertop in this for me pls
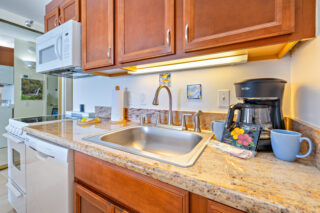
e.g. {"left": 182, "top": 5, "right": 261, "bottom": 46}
{"left": 24, "top": 119, "right": 320, "bottom": 213}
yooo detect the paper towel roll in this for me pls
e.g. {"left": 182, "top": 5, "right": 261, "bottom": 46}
{"left": 111, "top": 87, "right": 124, "bottom": 121}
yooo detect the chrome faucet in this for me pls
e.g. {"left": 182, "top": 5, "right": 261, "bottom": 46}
{"left": 152, "top": 85, "right": 173, "bottom": 125}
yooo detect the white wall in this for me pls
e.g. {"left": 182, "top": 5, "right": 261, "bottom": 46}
{"left": 290, "top": 38, "right": 320, "bottom": 128}
{"left": 288, "top": 2, "right": 320, "bottom": 128}
{"left": 0, "top": 21, "right": 40, "bottom": 44}
{"left": 74, "top": 57, "right": 291, "bottom": 115}
{"left": 14, "top": 39, "right": 47, "bottom": 118}
{"left": 73, "top": 76, "right": 114, "bottom": 112}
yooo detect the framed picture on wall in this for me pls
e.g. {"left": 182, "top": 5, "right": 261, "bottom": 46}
{"left": 21, "top": 78, "right": 43, "bottom": 100}
{"left": 187, "top": 84, "right": 202, "bottom": 100}
{"left": 159, "top": 73, "right": 171, "bottom": 87}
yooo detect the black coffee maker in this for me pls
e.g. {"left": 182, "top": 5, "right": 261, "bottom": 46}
{"left": 226, "top": 78, "right": 287, "bottom": 151}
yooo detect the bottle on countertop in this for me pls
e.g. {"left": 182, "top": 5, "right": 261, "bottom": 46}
{"left": 111, "top": 86, "right": 124, "bottom": 122}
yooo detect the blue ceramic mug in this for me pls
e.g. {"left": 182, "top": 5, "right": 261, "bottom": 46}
{"left": 271, "top": 129, "right": 313, "bottom": 162}
{"left": 211, "top": 120, "right": 225, "bottom": 141}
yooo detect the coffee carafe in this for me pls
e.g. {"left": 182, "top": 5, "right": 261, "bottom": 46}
{"left": 226, "top": 78, "right": 287, "bottom": 151}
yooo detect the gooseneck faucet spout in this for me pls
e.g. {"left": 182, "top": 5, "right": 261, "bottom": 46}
{"left": 152, "top": 85, "right": 173, "bottom": 125}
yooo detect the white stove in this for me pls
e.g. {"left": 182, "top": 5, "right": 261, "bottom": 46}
{"left": 3, "top": 115, "right": 72, "bottom": 213}
{"left": 6, "top": 115, "right": 70, "bottom": 139}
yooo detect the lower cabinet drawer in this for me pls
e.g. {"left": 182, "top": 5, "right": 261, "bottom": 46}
{"left": 207, "top": 200, "right": 244, "bottom": 213}
{"left": 74, "top": 183, "right": 129, "bottom": 213}
{"left": 74, "top": 151, "right": 189, "bottom": 213}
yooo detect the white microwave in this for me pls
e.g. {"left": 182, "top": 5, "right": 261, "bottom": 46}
{"left": 36, "top": 20, "right": 90, "bottom": 78}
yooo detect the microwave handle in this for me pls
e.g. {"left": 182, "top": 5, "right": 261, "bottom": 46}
{"left": 55, "top": 34, "right": 62, "bottom": 60}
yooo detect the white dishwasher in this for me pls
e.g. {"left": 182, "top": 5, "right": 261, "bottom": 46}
{"left": 25, "top": 135, "right": 74, "bottom": 213}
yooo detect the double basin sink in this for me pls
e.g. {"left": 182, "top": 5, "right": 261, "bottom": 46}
{"left": 84, "top": 126, "right": 213, "bottom": 167}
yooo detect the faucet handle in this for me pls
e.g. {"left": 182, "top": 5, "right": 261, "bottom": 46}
{"left": 181, "top": 113, "right": 192, "bottom": 130}
{"left": 193, "top": 110, "right": 203, "bottom": 132}
{"left": 155, "top": 112, "right": 161, "bottom": 125}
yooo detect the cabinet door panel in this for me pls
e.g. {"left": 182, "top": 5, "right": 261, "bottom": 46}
{"left": 208, "top": 200, "right": 244, "bottom": 213}
{"left": 82, "top": 0, "right": 114, "bottom": 70}
{"left": 45, "top": 8, "right": 59, "bottom": 32}
{"left": 60, "top": 0, "right": 80, "bottom": 23}
{"left": 118, "top": 0, "right": 175, "bottom": 63}
{"left": 74, "top": 183, "right": 114, "bottom": 213}
{"left": 114, "top": 206, "right": 129, "bottom": 213}
{"left": 183, "top": 0, "right": 295, "bottom": 52}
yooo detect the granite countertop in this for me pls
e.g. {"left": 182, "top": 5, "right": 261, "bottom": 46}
{"left": 23, "top": 119, "right": 320, "bottom": 213}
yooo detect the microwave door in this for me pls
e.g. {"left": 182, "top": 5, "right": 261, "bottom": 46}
{"left": 36, "top": 34, "right": 63, "bottom": 73}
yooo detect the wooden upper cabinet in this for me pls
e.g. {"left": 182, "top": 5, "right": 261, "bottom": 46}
{"left": 45, "top": 0, "right": 80, "bottom": 32}
{"left": 183, "top": 0, "right": 295, "bottom": 52}
{"left": 81, "top": 0, "right": 114, "bottom": 70}
{"left": 60, "top": 0, "right": 80, "bottom": 23}
{"left": 117, "top": 0, "right": 175, "bottom": 63}
{"left": 45, "top": 8, "right": 59, "bottom": 32}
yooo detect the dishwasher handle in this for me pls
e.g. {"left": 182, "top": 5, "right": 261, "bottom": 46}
{"left": 26, "top": 135, "right": 72, "bottom": 163}
{"left": 29, "top": 146, "right": 54, "bottom": 160}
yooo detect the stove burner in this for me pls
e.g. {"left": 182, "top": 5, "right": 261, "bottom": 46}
{"left": 14, "top": 115, "right": 68, "bottom": 123}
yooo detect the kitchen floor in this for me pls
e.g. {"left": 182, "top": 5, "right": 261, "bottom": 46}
{"left": 0, "top": 169, "right": 15, "bottom": 213}
{"left": 0, "top": 148, "right": 8, "bottom": 168}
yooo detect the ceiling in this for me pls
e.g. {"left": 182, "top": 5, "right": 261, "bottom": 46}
{"left": 0, "top": 0, "right": 51, "bottom": 24}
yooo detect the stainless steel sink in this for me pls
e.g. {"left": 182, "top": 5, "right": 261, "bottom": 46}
{"left": 83, "top": 126, "right": 212, "bottom": 167}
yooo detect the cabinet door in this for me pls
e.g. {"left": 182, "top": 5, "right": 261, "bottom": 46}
{"left": 74, "top": 183, "right": 114, "bottom": 213}
{"left": 44, "top": 8, "right": 59, "bottom": 32}
{"left": 81, "top": 0, "right": 114, "bottom": 70}
{"left": 75, "top": 151, "right": 189, "bottom": 213}
{"left": 118, "top": 0, "right": 175, "bottom": 63}
{"left": 114, "top": 206, "right": 129, "bottom": 213}
{"left": 60, "top": 0, "right": 80, "bottom": 23}
{"left": 207, "top": 200, "right": 244, "bottom": 213}
{"left": 183, "top": 0, "right": 295, "bottom": 52}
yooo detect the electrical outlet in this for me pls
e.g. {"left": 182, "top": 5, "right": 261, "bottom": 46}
{"left": 218, "top": 90, "right": 230, "bottom": 108}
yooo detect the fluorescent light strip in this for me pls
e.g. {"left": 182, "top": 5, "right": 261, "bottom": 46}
{"left": 128, "top": 54, "right": 248, "bottom": 75}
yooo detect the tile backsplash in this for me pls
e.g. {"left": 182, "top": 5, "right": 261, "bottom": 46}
{"left": 286, "top": 118, "right": 320, "bottom": 170}
{"left": 95, "top": 106, "right": 227, "bottom": 130}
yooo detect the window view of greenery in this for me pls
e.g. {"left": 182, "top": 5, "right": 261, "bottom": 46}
{"left": 21, "top": 78, "right": 43, "bottom": 100}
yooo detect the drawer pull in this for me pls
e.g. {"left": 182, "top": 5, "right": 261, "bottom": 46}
{"left": 166, "top": 29, "right": 171, "bottom": 46}
{"left": 107, "top": 46, "right": 111, "bottom": 58}
{"left": 185, "top": 24, "right": 189, "bottom": 43}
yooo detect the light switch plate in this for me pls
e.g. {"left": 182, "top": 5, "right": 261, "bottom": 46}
{"left": 218, "top": 89, "right": 230, "bottom": 108}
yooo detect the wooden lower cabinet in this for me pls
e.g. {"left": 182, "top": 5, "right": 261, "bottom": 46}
{"left": 74, "top": 183, "right": 129, "bottom": 213}
{"left": 74, "top": 151, "right": 245, "bottom": 213}
{"left": 207, "top": 200, "right": 243, "bottom": 213}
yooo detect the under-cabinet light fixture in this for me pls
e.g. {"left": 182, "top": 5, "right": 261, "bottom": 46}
{"left": 128, "top": 54, "right": 248, "bottom": 75}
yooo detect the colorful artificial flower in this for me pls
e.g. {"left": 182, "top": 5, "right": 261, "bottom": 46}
{"left": 237, "top": 134, "right": 254, "bottom": 146}
{"left": 230, "top": 127, "right": 245, "bottom": 140}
